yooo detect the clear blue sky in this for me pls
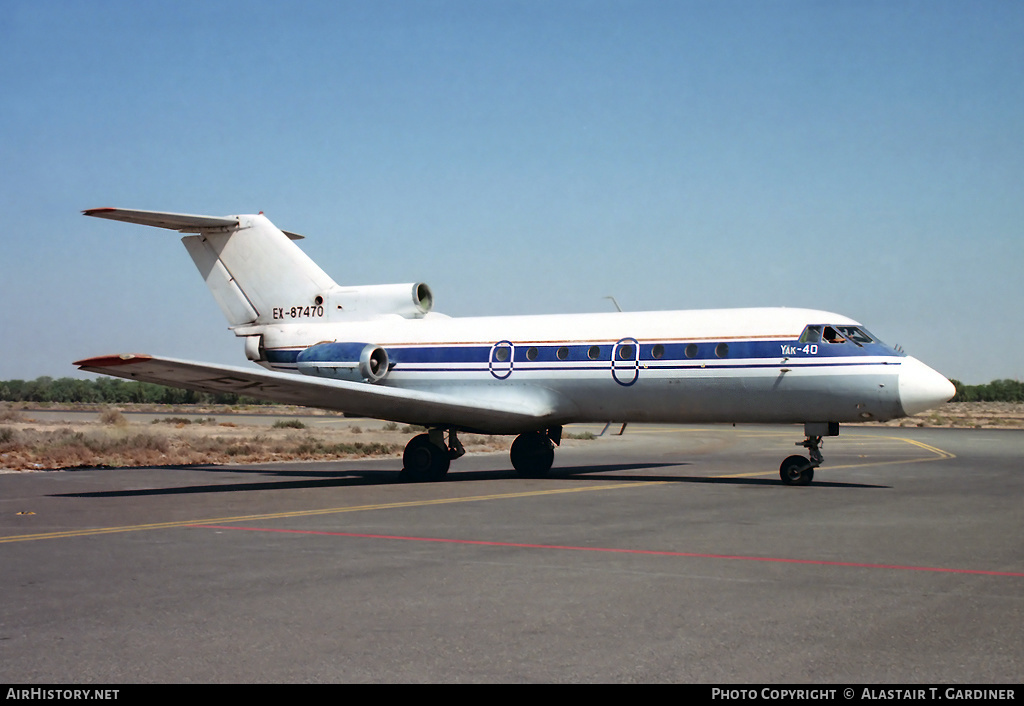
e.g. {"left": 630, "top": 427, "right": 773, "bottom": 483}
{"left": 1, "top": 0, "right": 1021, "bottom": 384}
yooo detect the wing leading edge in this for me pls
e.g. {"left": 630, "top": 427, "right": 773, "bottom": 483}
{"left": 74, "top": 354, "right": 560, "bottom": 434}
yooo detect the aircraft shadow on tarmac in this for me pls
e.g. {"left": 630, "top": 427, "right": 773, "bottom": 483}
{"left": 51, "top": 461, "right": 888, "bottom": 498}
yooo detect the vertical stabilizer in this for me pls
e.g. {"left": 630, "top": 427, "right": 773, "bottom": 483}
{"left": 83, "top": 208, "right": 340, "bottom": 328}
{"left": 181, "top": 214, "right": 338, "bottom": 327}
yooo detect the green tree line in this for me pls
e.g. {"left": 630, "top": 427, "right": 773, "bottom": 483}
{"left": 0, "top": 376, "right": 270, "bottom": 406}
{"left": 950, "top": 379, "right": 1024, "bottom": 403}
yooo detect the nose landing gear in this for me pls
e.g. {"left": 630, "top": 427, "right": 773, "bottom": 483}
{"left": 780, "top": 423, "right": 838, "bottom": 486}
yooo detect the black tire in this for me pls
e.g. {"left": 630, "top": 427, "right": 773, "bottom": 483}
{"left": 401, "top": 434, "right": 450, "bottom": 482}
{"left": 780, "top": 455, "right": 814, "bottom": 486}
{"left": 510, "top": 432, "right": 555, "bottom": 478}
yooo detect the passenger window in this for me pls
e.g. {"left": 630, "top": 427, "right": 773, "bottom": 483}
{"left": 526, "top": 347, "right": 538, "bottom": 361}
{"left": 651, "top": 344, "right": 665, "bottom": 359}
{"left": 715, "top": 343, "right": 729, "bottom": 358}
{"left": 588, "top": 345, "right": 602, "bottom": 360}
{"left": 494, "top": 346, "right": 511, "bottom": 362}
{"left": 556, "top": 347, "right": 569, "bottom": 360}
{"left": 685, "top": 344, "right": 698, "bottom": 359}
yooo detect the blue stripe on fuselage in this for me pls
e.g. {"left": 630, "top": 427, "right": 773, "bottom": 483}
{"left": 264, "top": 338, "right": 901, "bottom": 370}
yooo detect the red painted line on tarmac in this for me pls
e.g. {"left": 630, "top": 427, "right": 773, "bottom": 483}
{"left": 191, "top": 525, "right": 1024, "bottom": 578}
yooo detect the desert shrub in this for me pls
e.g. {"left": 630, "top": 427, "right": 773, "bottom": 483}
{"left": 0, "top": 426, "right": 18, "bottom": 446}
{"left": 273, "top": 419, "right": 306, "bottom": 429}
{"left": 99, "top": 409, "right": 128, "bottom": 427}
{"left": 295, "top": 437, "right": 398, "bottom": 457}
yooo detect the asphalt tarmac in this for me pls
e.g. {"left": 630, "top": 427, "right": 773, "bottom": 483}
{"left": 1, "top": 424, "right": 1021, "bottom": 683}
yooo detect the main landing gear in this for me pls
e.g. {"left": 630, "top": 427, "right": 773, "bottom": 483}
{"left": 510, "top": 427, "right": 561, "bottom": 478}
{"left": 400, "top": 429, "right": 464, "bottom": 482}
{"left": 780, "top": 422, "right": 839, "bottom": 486}
{"left": 400, "top": 426, "right": 562, "bottom": 481}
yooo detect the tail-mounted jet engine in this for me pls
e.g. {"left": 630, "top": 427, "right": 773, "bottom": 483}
{"left": 326, "top": 282, "right": 434, "bottom": 319}
{"left": 296, "top": 342, "right": 390, "bottom": 383}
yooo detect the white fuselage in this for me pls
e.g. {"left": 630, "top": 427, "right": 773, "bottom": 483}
{"left": 246, "top": 306, "right": 943, "bottom": 433}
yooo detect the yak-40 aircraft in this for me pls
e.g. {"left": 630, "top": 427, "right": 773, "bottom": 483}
{"left": 77, "top": 208, "right": 955, "bottom": 485}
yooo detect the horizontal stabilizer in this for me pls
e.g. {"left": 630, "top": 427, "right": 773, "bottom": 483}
{"left": 82, "top": 208, "right": 304, "bottom": 239}
{"left": 74, "top": 354, "right": 559, "bottom": 434}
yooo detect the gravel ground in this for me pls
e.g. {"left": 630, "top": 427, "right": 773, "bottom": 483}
{"left": 1, "top": 401, "right": 1020, "bottom": 471}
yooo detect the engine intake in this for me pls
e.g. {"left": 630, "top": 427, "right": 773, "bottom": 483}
{"left": 296, "top": 342, "right": 390, "bottom": 383}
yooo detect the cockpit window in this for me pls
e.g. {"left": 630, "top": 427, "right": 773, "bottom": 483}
{"left": 822, "top": 326, "right": 844, "bottom": 343}
{"left": 806, "top": 324, "right": 887, "bottom": 348}
{"left": 833, "top": 326, "right": 873, "bottom": 345}
{"left": 798, "top": 325, "right": 822, "bottom": 343}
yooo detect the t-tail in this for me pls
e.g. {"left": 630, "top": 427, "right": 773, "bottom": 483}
{"left": 82, "top": 208, "right": 435, "bottom": 331}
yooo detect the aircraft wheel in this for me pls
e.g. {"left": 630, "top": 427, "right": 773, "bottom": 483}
{"left": 780, "top": 455, "right": 814, "bottom": 486}
{"left": 401, "top": 434, "right": 450, "bottom": 482}
{"left": 510, "top": 432, "right": 554, "bottom": 478}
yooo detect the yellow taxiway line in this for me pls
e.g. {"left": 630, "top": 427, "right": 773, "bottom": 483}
{"left": 1, "top": 434, "right": 955, "bottom": 543}
{"left": 0, "top": 481, "right": 661, "bottom": 544}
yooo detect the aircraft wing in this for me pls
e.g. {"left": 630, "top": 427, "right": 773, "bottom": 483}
{"left": 74, "top": 354, "right": 558, "bottom": 434}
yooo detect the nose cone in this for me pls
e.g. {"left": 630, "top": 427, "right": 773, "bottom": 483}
{"left": 898, "top": 357, "right": 956, "bottom": 416}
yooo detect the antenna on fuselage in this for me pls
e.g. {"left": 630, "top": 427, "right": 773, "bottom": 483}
{"left": 604, "top": 296, "right": 623, "bottom": 312}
